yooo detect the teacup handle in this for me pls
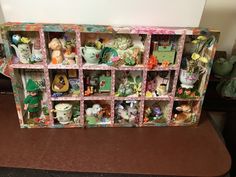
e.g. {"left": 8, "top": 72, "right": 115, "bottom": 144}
{"left": 80, "top": 47, "right": 85, "bottom": 57}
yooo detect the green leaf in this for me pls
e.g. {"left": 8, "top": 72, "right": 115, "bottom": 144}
{"left": 127, "top": 75, "right": 134, "bottom": 82}
{"left": 135, "top": 75, "right": 142, "bottom": 83}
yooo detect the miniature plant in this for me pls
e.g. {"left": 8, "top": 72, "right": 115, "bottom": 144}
{"left": 182, "top": 35, "right": 216, "bottom": 74}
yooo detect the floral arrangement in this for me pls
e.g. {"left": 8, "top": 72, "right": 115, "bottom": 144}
{"left": 182, "top": 35, "right": 215, "bottom": 74}
{"left": 176, "top": 87, "right": 200, "bottom": 98}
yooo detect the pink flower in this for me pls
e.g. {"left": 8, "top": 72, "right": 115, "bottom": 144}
{"left": 185, "top": 90, "right": 191, "bottom": 95}
{"left": 111, "top": 56, "right": 120, "bottom": 62}
{"left": 177, "top": 88, "right": 183, "bottom": 95}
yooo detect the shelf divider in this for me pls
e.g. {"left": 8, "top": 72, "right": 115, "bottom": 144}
{"left": 168, "top": 32, "right": 186, "bottom": 125}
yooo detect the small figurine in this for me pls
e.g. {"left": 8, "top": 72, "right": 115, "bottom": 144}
{"left": 161, "top": 60, "right": 170, "bottom": 68}
{"left": 85, "top": 104, "right": 103, "bottom": 124}
{"left": 147, "top": 55, "right": 158, "bottom": 69}
{"left": 63, "top": 41, "right": 76, "bottom": 65}
{"left": 173, "top": 104, "right": 193, "bottom": 124}
{"left": 24, "top": 79, "right": 42, "bottom": 119}
{"left": 116, "top": 101, "right": 138, "bottom": 124}
{"left": 48, "top": 38, "right": 64, "bottom": 64}
{"left": 52, "top": 73, "right": 69, "bottom": 93}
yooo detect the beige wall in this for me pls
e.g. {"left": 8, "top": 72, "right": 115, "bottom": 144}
{"left": 200, "top": 0, "right": 236, "bottom": 56}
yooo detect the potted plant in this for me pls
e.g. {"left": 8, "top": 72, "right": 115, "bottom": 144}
{"left": 179, "top": 35, "right": 215, "bottom": 89}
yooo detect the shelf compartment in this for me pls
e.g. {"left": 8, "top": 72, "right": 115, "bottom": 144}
{"left": 83, "top": 70, "right": 112, "bottom": 97}
{"left": 114, "top": 100, "right": 140, "bottom": 127}
{"left": 149, "top": 34, "right": 181, "bottom": 65}
{"left": 44, "top": 31, "right": 78, "bottom": 65}
{"left": 51, "top": 101, "right": 82, "bottom": 128}
{"left": 12, "top": 68, "right": 51, "bottom": 128}
{"left": 8, "top": 31, "right": 44, "bottom": 65}
{"left": 115, "top": 70, "right": 143, "bottom": 98}
{"left": 80, "top": 33, "right": 147, "bottom": 67}
{"left": 49, "top": 69, "right": 80, "bottom": 98}
{"left": 84, "top": 100, "right": 111, "bottom": 127}
{"left": 145, "top": 70, "right": 175, "bottom": 98}
{"left": 170, "top": 100, "right": 200, "bottom": 126}
{"left": 143, "top": 100, "right": 170, "bottom": 126}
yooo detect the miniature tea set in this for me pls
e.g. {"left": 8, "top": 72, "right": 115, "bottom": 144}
{"left": 11, "top": 34, "right": 43, "bottom": 64}
{"left": 81, "top": 34, "right": 144, "bottom": 67}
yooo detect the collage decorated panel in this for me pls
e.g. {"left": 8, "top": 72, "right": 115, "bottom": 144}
{"left": 0, "top": 23, "right": 218, "bottom": 128}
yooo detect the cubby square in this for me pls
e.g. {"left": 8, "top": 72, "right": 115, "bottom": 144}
{"left": 52, "top": 101, "right": 82, "bottom": 127}
{"left": 13, "top": 68, "right": 50, "bottom": 127}
{"left": 149, "top": 35, "right": 180, "bottom": 66}
{"left": 8, "top": 31, "right": 43, "bottom": 64}
{"left": 80, "top": 33, "right": 146, "bottom": 67}
{"left": 114, "top": 100, "right": 140, "bottom": 127}
{"left": 115, "top": 70, "right": 143, "bottom": 97}
{"left": 83, "top": 70, "right": 112, "bottom": 97}
{"left": 171, "top": 100, "right": 200, "bottom": 126}
{"left": 84, "top": 100, "right": 111, "bottom": 127}
{"left": 146, "top": 70, "right": 175, "bottom": 98}
{"left": 49, "top": 69, "right": 80, "bottom": 98}
{"left": 44, "top": 31, "right": 78, "bottom": 66}
{"left": 143, "top": 100, "right": 170, "bottom": 126}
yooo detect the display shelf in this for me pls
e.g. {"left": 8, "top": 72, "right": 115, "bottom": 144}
{"left": 174, "top": 97, "right": 201, "bottom": 101}
{"left": 0, "top": 23, "right": 219, "bottom": 128}
{"left": 51, "top": 95, "right": 80, "bottom": 101}
{"left": 145, "top": 95, "right": 172, "bottom": 101}
{"left": 10, "top": 63, "right": 44, "bottom": 69}
{"left": 47, "top": 63, "right": 79, "bottom": 69}
{"left": 114, "top": 96, "right": 142, "bottom": 101}
{"left": 148, "top": 64, "right": 177, "bottom": 71}
{"left": 83, "top": 95, "right": 112, "bottom": 100}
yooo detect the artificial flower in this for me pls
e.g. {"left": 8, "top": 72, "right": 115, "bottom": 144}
{"left": 185, "top": 90, "right": 191, "bottom": 95}
{"left": 199, "top": 56, "right": 208, "bottom": 63}
{"left": 191, "top": 53, "right": 200, "bottom": 60}
{"left": 192, "top": 40, "right": 199, "bottom": 44}
{"left": 177, "top": 88, "right": 183, "bottom": 94}
{"left": 197, "top": 35, "right": 207, "bottom": 41}
{"left": 21, "top": 37, "right": 31, "bottom": 44}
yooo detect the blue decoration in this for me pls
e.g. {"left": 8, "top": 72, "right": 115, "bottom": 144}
{"left": 12, "top": 34, "right": 21, "bottom": 45}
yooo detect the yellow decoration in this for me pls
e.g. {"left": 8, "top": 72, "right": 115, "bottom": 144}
{"left": 21, "top": 37, "right": 31, "bottom": 44}
{"left": 191, "top": 53, "right": 200, "bottom": 60}
{"left": 192, "top": 40, "right": 199, "bottom": 44}
{"left": 197, "top": 36, "right": 207, "bottom": 41}
{"left": 146, "top": 91, "right": 153, "bottom": 97}
{"left": 52, "top": 74, "right": 69, "bottom": 93}
{"left": 199, "top": 56, "right": 208, "bottom": 63}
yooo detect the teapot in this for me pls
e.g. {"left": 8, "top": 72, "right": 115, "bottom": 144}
{"left": 213, "top": 56, "right": 236, "bottom": 77}
{"left": 11, "top": 43, "right": 32, "bottom": 64}
{"left": 80, "top": 46, "right": 100, "bottom": 64}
